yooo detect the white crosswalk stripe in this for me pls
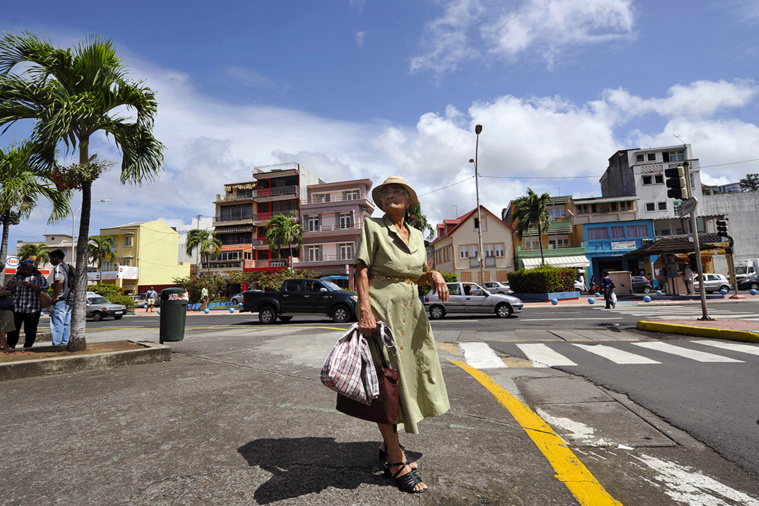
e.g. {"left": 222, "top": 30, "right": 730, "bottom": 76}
{"left": 459, "top": 342, "right": 507, "bottom": 369}
{"left": 632, "top": 342, "right": 744, "bottom": 363}
{"left": 516, "top": 343, "right": 577, "bottom": 367}
{"left": 572, "top": 343, "right": 661, "bottom": 364}
{"left": 693, "top": 340, "right": 759, "bottom": 356}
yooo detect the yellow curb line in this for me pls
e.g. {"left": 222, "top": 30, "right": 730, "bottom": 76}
{"left": 451, "top": 360, "right": 621, "bottom": 506}
{"left": 637, "top": 321, "right": 759, "bottom": 343}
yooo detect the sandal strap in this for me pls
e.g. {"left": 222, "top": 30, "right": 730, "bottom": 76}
{"left": 395, "top": 468, "right": 424, "bottom": 490}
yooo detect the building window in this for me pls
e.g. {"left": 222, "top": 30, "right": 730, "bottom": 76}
{"left": 485, "top": 244, "right": 495, "bottom": 257}
{"left": 474, "top": 217, "right": 487, "bottom": 232}
{"left": 611, "top": 226, "right": 625, "bottom": 239}
{"left": 343, "top": 190, "right": 359, "bottom": 200}
{"left": 244, "top": 252, "right": 252, "bottom": 260}
{"left": 315, "top": 194, "right": 330, "bottom": 203}
{"left": 647, "top": 153, "right": 656, "bottom": 161}
{"left": 655, "top": 174, "right": 663, "bottom": 184}
{"left": 626, "top": 224, "right": 648, "bottom": 238}
{"left": 338, "top": 243, "right": 354, "bottom": 260}
{"left": 495, "top": 243, "right": 505, "bottom": 257}
{"left": 123, "top": 236, "right": 133, "bottom": 247}
{"left": 120, "top": 259, "right": 131, "bottom": 266}
{"left": 587, "top": 228, "right": 609, "bottom": 240}
{"left": 459, "top": 245, "right": 469, "bottom": 259}
{"left": 548, "top": 208, "right": 566, "bottom": 220}
{"left": 646, "top": 202, "right": 656, "bottom": 212}
{"left": 636, "top": 154, "right": 645, "bottom": 162}
{"left": 657, "top": 201, "right": 667, "bottom": 211}
{"left": 307, "top": 246, "right": 322, "bottom": 262}
{"left": 642, "top": 175, "right": 653, "bottom": 185}
{"left": 307, "top": 215, "right": 321, "bottom": 232}
{"left": 548, "top": 236, "right": 569, "bottom": 248}
{"left": 338, "top": 213, "right": 353, "bottom": 229}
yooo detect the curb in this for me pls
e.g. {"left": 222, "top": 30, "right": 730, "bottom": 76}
{"left": 0, "top": 341, "right": 172, "bottom": 382}
{"left": 636, "top": 320, "right": 759, "bottom": 343}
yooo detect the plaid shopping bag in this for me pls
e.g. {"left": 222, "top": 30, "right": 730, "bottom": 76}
{"left": 320, "top": 323, "right": 378, "bottom": 405}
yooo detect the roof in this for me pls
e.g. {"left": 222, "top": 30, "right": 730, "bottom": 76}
{"left": 623, "top": 237, "right": 722, "bottom": 257}
{"left": 432, "top": 206, "right": 514, "bottom": 244}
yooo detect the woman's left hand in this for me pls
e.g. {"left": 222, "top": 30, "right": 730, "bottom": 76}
{"left": 429, "top": 271, "right": 449, "bottom": 302}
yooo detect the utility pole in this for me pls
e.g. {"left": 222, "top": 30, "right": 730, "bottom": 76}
{"left": 472, "top": 124, "right": 485, "bottom": 285}
{"left": 683, "top": 162, "right": 712, "bottom": 320}
{"left": 195, "top": 214, "right": 202, "bottom": 275}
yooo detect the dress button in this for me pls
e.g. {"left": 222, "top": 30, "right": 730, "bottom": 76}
{"left": 402, "top": 318, "right": 406, "bottom": 322}
{"left": 407, "top": 267, "right": 411, "bottom": 270}
{"left": 404, "top": 303, "right": 407, "bottom": 307}
{"left": 400, "top": 346, "right": 404, "bottom": 350}
{"left": 401, "top": 331, "right": 405, "bottom": 336}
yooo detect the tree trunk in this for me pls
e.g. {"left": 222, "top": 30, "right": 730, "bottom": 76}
{"left": 67, "top": 144, "right": 91, "bottom": 352}
{"left": 0, "top": 211, "right": 10, "bottom": 267}
{"left": 538, "top": 224, "right": 545, "bottom": 265}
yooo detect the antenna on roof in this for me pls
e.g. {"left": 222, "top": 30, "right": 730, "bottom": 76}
{"left": 673, "top": 133, "right": 686, "bottom": 145}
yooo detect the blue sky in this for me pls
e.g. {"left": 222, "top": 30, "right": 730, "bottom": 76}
{"left": 3, "top": 0, "right": 759, "bottom": 248}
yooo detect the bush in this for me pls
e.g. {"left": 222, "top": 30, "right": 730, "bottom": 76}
{"left": 418, "top": 271, "right": 457, "bottom": 296}
{"left": 508, "top": 265, "right": 576, "bottom": 293}
{"left": 89, "top": 283, "right": 135, "bottom": 312}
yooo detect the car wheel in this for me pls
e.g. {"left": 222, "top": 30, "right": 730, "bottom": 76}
{"left": 92, "top": 312, "right": 103, "bottom": 322}
{"left": 751, "top": 283, "right": 759, "bottom": 290}
{"left": 114, "top": 315, "right": 123, "bottom": 320}
{"left": 332, "top": 305, "right": 351, "bottom": 323}
{"left": 495, "top": 303, "right": 512, "bottom": 318}
{"left": 642, "top": 286, "right": 651, "bottom": 293}
{"left": 429, "top": 305, "right": 445, "bottom": 319}
{"left": 258, "top": 307, "right": 277, "bottom": 324}
{"left": 720, "top": 285, "right": 730, "bottom": 293}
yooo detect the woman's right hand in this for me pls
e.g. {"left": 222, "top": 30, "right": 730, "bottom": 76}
{"left": 358, "top": 307, "right": 376, "bottom": 337}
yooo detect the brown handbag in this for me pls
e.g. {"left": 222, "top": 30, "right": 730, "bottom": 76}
{"left": 336, "top": 332, "right": 399, "bottom": 424}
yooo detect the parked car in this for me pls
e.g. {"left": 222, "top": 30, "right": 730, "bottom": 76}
{"left": 631, "top": 276, "right": 653, "bottom": 293}
{"left": 478, "top": 281, "right": 512, "bottom": 294}
{"left": 86, "top": 294, "right": 127, "bottom": 321}
{"left": 424, "top": 282, "right": 523, "bottom": 319}
{"left": 242, "top": 278, "right": 357, "bottom": 324}
{"left": 230, "top": 293, "right": 244, "bottom": 305}
{"left": 128, "top": 294, "right": 146, "bottom": 308}
{"left": 693, "top": 273, "right": 732, "bottom": 294}
{"left": 737, "top": 274, "right": 759, "bottom": 291}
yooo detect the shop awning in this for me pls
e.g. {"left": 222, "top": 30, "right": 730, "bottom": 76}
{"left": 523, "top": 255, "right": 590, "bottom": 269}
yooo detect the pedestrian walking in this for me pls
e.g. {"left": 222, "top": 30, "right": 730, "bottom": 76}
{"left": 602, "top": 271, "right": 615, "bottom": 309}
{"left": 4, "top": 260, "right": 49, "bottom": 349}
{"left": 684, "top": 265, "right": 694, "bottom": 295}
{"left": 200, "top": 286, "right": 209, "bottom": 311}
{"left": 146, "top": 287, "right": 158, "bottom": 312}
{"left": 354, "top": 176, "right": 450, "bottom": 494}
{"left": 49, "top": 249, "right": 74, "bottom": 346}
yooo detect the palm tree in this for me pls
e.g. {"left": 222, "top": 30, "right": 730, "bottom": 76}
{"left": 0, "top": 32, "right": 164, "bottom": 352}
{"left": 265, "top": 212, "right": 304, "bottom": 268}
{"left": 88, "top": 235, "right": 115, "bottom": 283}
{"left": 0, "top": 142, "right": 69, "bottom": 264}
{"left": 185, "top": 229, "right": 222, "bottom": 274}
{"left": 513, "top": 188, "right": 551, "bottom": 266}
{"left": 18, "top": 243, "right": 50, "bottom": 268}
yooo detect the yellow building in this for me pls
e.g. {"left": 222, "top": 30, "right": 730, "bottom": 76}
{"left": 90, "top": 220, "right": 191, "bottom": 294}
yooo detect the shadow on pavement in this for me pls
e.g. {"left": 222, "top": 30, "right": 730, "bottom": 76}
{"left": 238, "top": 437, "right": 400, "bottom": 503}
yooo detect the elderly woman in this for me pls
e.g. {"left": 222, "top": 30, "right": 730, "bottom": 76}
{"left": 355, "top": 176, "right": 450, "bottom": 494}
{"left": 5, "top": 260, "right": 49, "bottom": 349}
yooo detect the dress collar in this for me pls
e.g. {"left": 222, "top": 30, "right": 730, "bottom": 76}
{"left": 382, "top": 215, "right": 420, "bottom": 253}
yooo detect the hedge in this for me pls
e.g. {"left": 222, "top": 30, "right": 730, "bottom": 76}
{"left": 508, "top": 265, "right": 577, "bottom": 293}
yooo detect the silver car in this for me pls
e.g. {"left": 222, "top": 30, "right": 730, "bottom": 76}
{"left": 476, "top": 281, "right": 512, "bottom": 294}
{"left": 424, "top": 282, "right": 523, "bottom": 319}
{"left": 86, "top": 295, "right": 127, "bottom": 321}
{"left": 693, "top": 273, "right": 731, "bottom": 294}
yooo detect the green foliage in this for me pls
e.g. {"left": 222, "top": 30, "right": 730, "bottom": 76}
{"left": 512, "top": 188, "right": 551, "bottom": 265}
{"left": 88, "top": 235, "right": 115, "bottom": 275}
{"left": 265, "top": 212, "right": 304, "bottom": 262}
{"left": 508, "top": 265, "right": 576, "bottom": 293}
{"left": 89, "top": 283, "right": 135, "bottom": 311}
{"left": 18, "top": 243, "right": 50, "bottom": 267}
{"left": 739, "top": 173, "right": 759, "bottom": 192}
{"left": 418, "top": 270, "right": 457, "bottom": 296}
{"left": 172, "top": 268, "right": 322, "bottom": 303}
{"left": 185, "top": 229, "right": 222, "bottom": 274}
{"left": 407, "top": 202, "right": 435, "bottom": 240}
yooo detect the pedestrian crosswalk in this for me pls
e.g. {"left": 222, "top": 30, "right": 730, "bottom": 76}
{"left": 456, "top": 339, "right": 759, "bottom": 369}
{"left": 594, "top": 304, "right": 759, "bottom": 321}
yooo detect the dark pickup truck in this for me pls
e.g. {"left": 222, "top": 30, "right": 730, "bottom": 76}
{"left": 242, "top": 278, "right": 358, "bottom": 324}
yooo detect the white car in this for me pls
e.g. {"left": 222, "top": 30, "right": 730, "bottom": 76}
{"left": 424, "top": 282, "right": 523, "bottom": 319}
{"left": 477, "top": 281, "right": 512, "bottom": 294}
{"left": 693, "top": 273, "right": 731, "bottom": 294}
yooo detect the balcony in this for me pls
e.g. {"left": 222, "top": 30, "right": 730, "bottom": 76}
{"left": 253, "top": 211, "right": 298, "bottom": 224}
{"left": 215, "top": 192, "right": 255, "bottom": 203}
{"left": 303, "top": 223, "right": 361, "bottom": 235}
{"left": 214, "top": 214, "right": 253, "bottom": 225}
{"left": 302, "top": 195, "right": 369, "bottom": 205}
{"left": 254, "top": 186, "right": 299, "bottom": 200}
{"left": 243, "top": 259, "right": 289, "bottom": 270}
{"left": 299, "top": 254, "right": 356, "bottom": 264}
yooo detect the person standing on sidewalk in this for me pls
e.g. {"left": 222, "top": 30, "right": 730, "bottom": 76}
{"left": 0, "top": 265, "right": 14, "bottom": 351}
{"left": 602, "top": 271, "right": 615, "bottom": 309}
{"left": 200, "top": 286, "right": 209, "bottom": 311}
{"left": 49, "top": 249, "right": 74, "bottom": 346}
{"left": 355, "top": 176, "right": 450, "bottom": 494}
{"left": 146, "top": 287, "right": 158, "bottom": 312}
{"left": 4, "top": 260, "right": 49, "bottom": 349}
{"left": 684, "top": 265, "right": 694, "bottom": 295}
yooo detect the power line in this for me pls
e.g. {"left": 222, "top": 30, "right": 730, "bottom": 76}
{"left": 699, "top": 158, "right": 759, "bottom": 169}
{"left": 481, "top": 174, "right": 601, "bottom": 180}
{"left": 417, "top": 176, "right": 474, "bottom": 196}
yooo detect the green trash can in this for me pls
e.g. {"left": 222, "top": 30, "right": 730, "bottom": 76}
{"left": 159, "top": 287, "right": 188, "bottom": 343}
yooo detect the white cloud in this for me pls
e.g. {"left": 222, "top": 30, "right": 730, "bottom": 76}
{"left": 412, "top": 0, "right": 635, "bottom": 73}
{"left": 350, "top": 0, "right": 367, "bottom": 12}
{"left": 224, "top": 66, "right": 280, "bottom": 89}
{"left": 356, "top": 31, "right": 366, "bottom": 47}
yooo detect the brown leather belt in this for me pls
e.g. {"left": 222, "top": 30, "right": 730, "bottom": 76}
{"left": 370, "top": 274, "right": 416, "bottom": 285}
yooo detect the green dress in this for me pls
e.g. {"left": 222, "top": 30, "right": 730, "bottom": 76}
{"left": 355, "top": 216, "right": 450, "bottom": 434}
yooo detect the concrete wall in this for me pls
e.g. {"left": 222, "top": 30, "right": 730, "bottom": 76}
{"left": 701, "top": 192, "right": 759, "bottom": 261}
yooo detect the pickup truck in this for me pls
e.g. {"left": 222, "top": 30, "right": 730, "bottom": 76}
{"left": 242, "top": 278, "right": 358, "bottom": 324}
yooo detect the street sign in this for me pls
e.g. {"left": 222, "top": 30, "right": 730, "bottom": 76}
{"left": 679, "top": 197, "right": 698, "bottom": 216}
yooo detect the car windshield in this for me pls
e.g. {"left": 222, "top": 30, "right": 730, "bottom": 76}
{"left": 88, "top": 297, "right": 109, "bottom": 304}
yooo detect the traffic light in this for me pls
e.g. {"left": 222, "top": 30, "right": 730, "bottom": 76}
{"left": 664, "top": 166, "right": 687, "bottom": 199}
{"left": 688, "top": 253, "right": 697, "bottom": 271}
{"left": 716, "top": 218, "right": 730, "bottom": 237}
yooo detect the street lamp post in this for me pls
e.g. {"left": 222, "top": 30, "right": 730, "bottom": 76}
{"left": 470, "top": 124, "right": 485, "bottom": 285}
{"left": 71, "top": 199, "right": 110, "bottom": 264}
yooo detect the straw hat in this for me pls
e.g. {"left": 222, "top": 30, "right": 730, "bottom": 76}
{"left": 372, "top": 176, "right": 419, "bottom": 212}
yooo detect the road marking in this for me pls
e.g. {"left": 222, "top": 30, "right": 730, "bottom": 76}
{"left": 459, "top": 342, "right": 506, "bottom": 368}
{"left": 632, "top": 342, "right": 743, "bottom": 363}
{"left": 516, "top": 343, "right": 577, "bottom": 367}
{"left": 452, "top": 360, "right": 621, "bottom": 506}
{"left": 519, "top": 317, "right": 617, "bottom": 321}
{"left": 694, "top": 340, "right": 759, "bottom": 356}
{"left": 572, "top": 344, "right": 661, "bottom": 364}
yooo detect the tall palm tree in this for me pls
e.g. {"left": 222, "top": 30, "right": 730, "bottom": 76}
{"left": 185, "top": 229, "right": 222, "bottom": 274}
{"left": 18, "top": 243, "right": 50, "bottom": 268}
{"left": 0, "top": 31, "right": 165, "bottom": 352}
{"left": 0, "top": 142, "right": 69, "bottom": 264}
{"left": 513, "top": 188, "right": 551, "bottom": 266}
{"left": 265, "top": 211, "right": 304, "bottom": 268}
{"left": 88, "top": 235, "right": 115, "bottom": 283}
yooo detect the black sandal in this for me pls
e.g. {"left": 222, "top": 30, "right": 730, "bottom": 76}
{"left": 386, "top": 461, "right": 427, "bottom": 494}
